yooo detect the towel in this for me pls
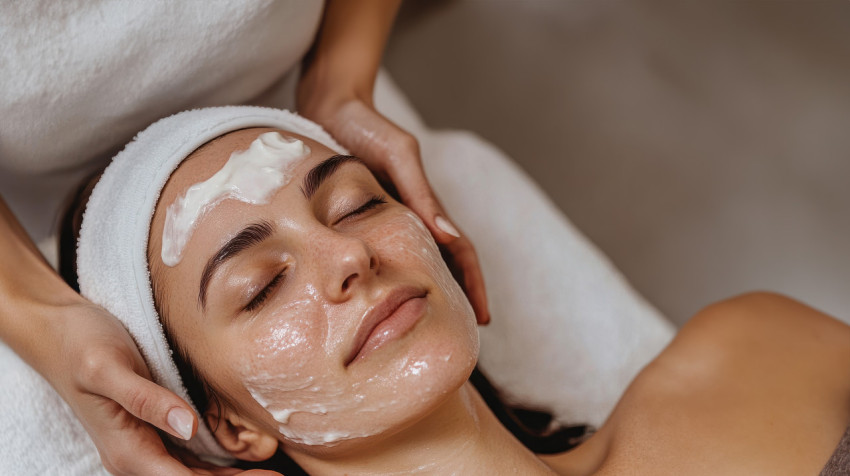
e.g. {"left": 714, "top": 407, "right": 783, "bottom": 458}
{"left": 0, "top": 344, "right": 106, "bottom": 474}
{"left": 76, "top": 107, "right": 347, "bottom": 462}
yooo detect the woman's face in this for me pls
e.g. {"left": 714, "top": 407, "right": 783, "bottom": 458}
{"left": 148, "top": 128, "right": 478, "bottom": 454}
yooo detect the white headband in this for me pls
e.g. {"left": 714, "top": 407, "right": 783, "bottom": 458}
{"left": 77, "top": 107, "right": 346, "bottom": 461}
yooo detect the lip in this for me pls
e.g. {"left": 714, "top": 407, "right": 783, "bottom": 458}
{"left": 345, "top": 287, "right": 428, "bottom": 367}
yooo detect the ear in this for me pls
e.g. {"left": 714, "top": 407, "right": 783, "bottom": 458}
{"left": 205, "top": 405, "right": 279, "bottom": 461}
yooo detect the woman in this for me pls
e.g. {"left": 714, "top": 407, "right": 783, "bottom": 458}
{"left": 1, "top": 2, "right": 487, "bottom": 473}
{"left": 62, "top": 108, "right": 849, "bottom": 474}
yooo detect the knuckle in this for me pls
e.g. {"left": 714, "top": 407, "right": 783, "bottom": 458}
{"left": 78, "top": 350, "right": 110, "bottom": 386}
{"left": 390, "top": 133, "right": 420, "bottom": 162}
{"left": 124, "top": 385, "right": 154, "bottom": 419}
{"left": 400, "top": 132, "right": 419, "bottom": 152}
{"left": 101, "top": 450, "right": 133, "bottom": 476}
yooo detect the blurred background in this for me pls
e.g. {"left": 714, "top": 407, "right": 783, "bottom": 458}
{"left": 384, "top": 0, "right": 850, "bottom": 326}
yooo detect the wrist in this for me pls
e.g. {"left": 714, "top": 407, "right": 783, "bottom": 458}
{"left": 297, "top": 57, "right": 374, "bottom": 120}
{"left": 0, "top": 245, "right": 86, "bottom": 370}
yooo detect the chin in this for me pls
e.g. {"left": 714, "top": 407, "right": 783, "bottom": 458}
{"left": 282, "top": 311, "right": 479, "bottom": 455}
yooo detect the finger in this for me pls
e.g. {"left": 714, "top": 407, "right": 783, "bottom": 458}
{"left": 379, "top": 143, "right": 459, "bottom": 243}
{"left": 443, "top": 235, "right": 490, "bottom": 325}
{"left": 190, "top": 466, "right": 241, "bottom": 476}
{"left": 372, "top": 134, "right": 490, "bottom": 323}
{"left": 168, "top": 443, "right": 239, "bottom": 474}
{"left": 327, "top": 104, "right": 456, "bottom": 244}
{"left": 384, "top": 161, "right": 490, "bottom": 323}
{"left": 87, "top": 362, "right": 197, "bottom": 441}
{"left": 94, "top": 417, "right": 196, "bottom": 476}
{"left": 324, "top": 104, "right": 490, "bottom": 323}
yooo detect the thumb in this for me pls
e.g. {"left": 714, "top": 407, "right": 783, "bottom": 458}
{"left": 377, "top": 139, "right": 459, "bottom": 245}
{"left": 381, "top": 150, "right": 490, "bottom": 325}
{"left": 92, "top": 363, "right": 197, "bottom": 441}
{"left": 389, "top": 167, "right": 461, "bottom": 245}
{"left": 319, "top": 100, "right": 459, "bottom": 243}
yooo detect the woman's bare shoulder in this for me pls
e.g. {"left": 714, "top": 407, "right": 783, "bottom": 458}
{"left": 676, "top": 291, "right": 849, "bottom": 354}
{"left": 587, "top": 292, "right": 850, "bottom": 475}
{"left": 657, "top": 292, "right": 850, "bottom": 381}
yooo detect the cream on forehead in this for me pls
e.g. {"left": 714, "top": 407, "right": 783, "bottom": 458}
{"left": 161, "top": 132, "right": 310, "bottom": 266}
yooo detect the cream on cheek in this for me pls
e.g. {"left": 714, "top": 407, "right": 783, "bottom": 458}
{"left": 161, "top": 132, "right": 310, "bottom": 266}
{"left": 240, "top": 211, "right": 479, "bottom": 448}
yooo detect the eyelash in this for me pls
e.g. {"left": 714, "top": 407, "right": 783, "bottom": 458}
{"left": 337, "top": 194, "right": 387, "bottom": 223}
{"left": 243, "top": 195, "right": 387, "bottom": 312}
{"left": 244, "top": 271, "right": 285, "bottom": 312}
{"left": 244, "top": 270, "right": 286, "bottom": 312}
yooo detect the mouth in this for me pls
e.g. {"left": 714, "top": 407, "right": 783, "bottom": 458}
{"left": 345, "top": 286, "right": 428, "bottom": 367}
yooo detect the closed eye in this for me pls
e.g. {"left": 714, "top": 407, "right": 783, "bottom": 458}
{"left": 243, "top": 195, "right": 385, "bottom": 312}
{"left": 334, "top": 195, "right": 387, "bottom": 225}
{"left": 244, "top": 270, "right": 286, "bottom": 312}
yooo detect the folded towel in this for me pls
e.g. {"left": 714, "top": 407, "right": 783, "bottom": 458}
{"left": 0, "top": 344, "right": 107, "bottom": 475}
{"left": 76, "top": 106, "right": 346, "bottom": 462}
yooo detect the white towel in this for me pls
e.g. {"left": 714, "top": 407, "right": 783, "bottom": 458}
{"left": 0, "top": 344, "right": 107, "bottom": 475}
{"left": 76, "top": 107, "right": 346, "bottom": 462}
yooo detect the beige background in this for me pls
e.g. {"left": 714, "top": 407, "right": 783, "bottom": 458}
{"left": 383, "top": 0, "right": 850, "bottom": 326}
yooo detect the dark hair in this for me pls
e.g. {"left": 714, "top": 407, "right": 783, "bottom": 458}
{"left": 58, "top": 172, "right": 587, "bottom": 474}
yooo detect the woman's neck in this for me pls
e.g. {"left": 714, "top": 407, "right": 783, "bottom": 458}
{"left": 293, "top": 381, "right": 557, "bottom": 475}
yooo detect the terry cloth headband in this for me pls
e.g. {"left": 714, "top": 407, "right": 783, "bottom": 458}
{"left": 77, "top": 106, "right": 346, "bottom": 462}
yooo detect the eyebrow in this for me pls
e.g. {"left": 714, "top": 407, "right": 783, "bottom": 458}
{"left": 301, "top": 154, "right": 364, "bottom": 199}
{"left": 197, "top": 155, "right": 365, "bottom": 310}
{"left": 198, "top": 220, "right": 274, "bottom": 310}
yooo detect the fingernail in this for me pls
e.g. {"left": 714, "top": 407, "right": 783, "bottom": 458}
{"left": 435, "top": 215, "right": 460, "bottom": 238}
{"left": 167, "top": 407, "right": 194, "bottom": 440}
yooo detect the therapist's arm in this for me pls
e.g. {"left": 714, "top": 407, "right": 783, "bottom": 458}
{"left": 297, "top": 0, "right": 490, "bottom": 325}
{"left": 0, "top": 196, "right": 256, "bottom": 476}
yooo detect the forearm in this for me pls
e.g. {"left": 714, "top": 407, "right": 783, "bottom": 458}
{"left": 300, "top": 0, "right": 402, "bottom": 107}
{"left": 0, "top": 195, "right": 82, "bottom": 367}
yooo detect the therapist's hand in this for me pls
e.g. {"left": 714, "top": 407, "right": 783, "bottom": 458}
{"left": 1, "top": 196, "right": 271, "bottom": 475}
{"left": 47, "top": 301, "right": 279, "bottom": 475}
{"left": 298, "top": 92, "right": 490, "bottom": 325}
{"left": 296, "top": 0, "right": 489, "bottom": 325}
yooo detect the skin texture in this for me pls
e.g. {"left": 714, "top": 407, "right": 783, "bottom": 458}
{"left": 542, "top": 292, "right": 850, "bottom": 476}
{"left": 299, "top": 0, "right": 491, "bottom": 326}
{"left": 142, "top": 128, "right": 850, "bottom": 474}
{"left": 149, "top": 128, "right": 850, "bottom": 475}
{"left": 148, "top": 128, "right": 491, "bottom": 471}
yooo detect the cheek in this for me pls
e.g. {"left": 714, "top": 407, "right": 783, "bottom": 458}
{"left": 373, "top": 210, "right": 478, "bottom": 345}
{"left": 232, "top": 210, "right": 479, "bottom": 450}
{"left": 244, "top": 285, "right": 327, "bottom": 367}
{"left": 235, "top": 286, "right": 330, "bottom": 428}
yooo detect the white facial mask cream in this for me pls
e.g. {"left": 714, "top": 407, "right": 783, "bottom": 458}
{"left": 241, "top": 211, "right": 479, "bottom": 447}
{"left": 161, "top": 132, "right": 310, "bottom": 266}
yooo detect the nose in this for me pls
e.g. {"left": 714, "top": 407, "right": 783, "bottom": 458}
{"left": 318, "top": 232, "right": 379, "bottom": 302}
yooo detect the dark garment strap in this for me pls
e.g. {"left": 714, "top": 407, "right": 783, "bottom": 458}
{"left": 820, "top": 426, "right": 850, "bottom": 476}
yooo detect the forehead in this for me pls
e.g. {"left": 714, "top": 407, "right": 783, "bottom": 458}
{"left": 160, "top": 127, "right": 335, "bottom": 204}
{"left": 149, "top": 127, "right": 337, "bottom": 255}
